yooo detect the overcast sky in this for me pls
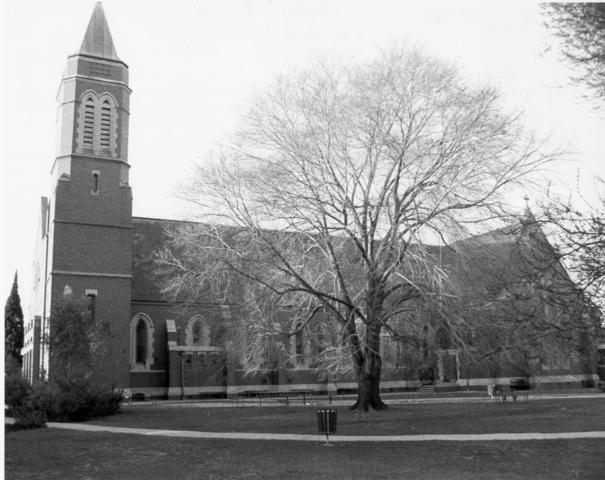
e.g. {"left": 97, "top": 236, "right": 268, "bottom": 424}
{"left": 1, "top": 0, "right": 603, "bottom": 318}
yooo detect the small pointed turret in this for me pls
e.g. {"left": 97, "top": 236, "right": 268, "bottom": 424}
{"left": 521, "top": 195, "right": 537, "bottom": 225}
{"left": 79, "top": 2, "right": 119, "bottom": 60}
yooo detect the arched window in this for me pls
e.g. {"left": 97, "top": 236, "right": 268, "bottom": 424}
{"left": 291, "top": 322, "right": 307, "bottom": 367}
{"left": 82, "top": 95, "right": 95, "bottom": 148}
{"left": 135, "top": 320, "right": 147, "bottom": 364}
{"left": 295, "top": 323, "right": 304, "bottom": 358}
{"left": 100, "top": 99, "right": 112, "bottom": 149}
{"left": 185, "top": 315, "right": 211, "bottom": 347}
{"left": 192, "top": 322, "right": 201, "bottom": 345}
{"left": 130, "top": 313, "right": 154, "bottom": 370}
{"left": 435, "top": 325, "right": 451, "bottom": 350}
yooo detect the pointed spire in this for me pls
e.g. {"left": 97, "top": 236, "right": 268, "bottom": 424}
{"left": 79, "top": 2, "right": 119, "bottom": 60}
{"left": 521, "top": 195, "right": 537, "bottom": 225}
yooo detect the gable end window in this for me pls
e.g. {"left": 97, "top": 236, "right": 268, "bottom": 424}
{"left": 185, "top": 315, "right": 211, "bottom": 347}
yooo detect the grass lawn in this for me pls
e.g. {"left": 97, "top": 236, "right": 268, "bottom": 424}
{"left": 5, "top": 398, "right": 605, "bottom": 479}
{"left": 84, "top": 397, "right": 605, "bottom": 435}
{"left": 5, "top": 428, "right": 604, "bottom": 480}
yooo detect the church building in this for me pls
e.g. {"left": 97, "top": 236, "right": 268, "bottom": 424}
{"left": 21, "top": 3, "right": 601, "bottom": 398}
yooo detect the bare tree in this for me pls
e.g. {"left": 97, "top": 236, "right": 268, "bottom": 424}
{"left": 157, "top": 48, "right": 557, "bottom": 411}
{"left": 541, "top": 3, "right": 605, "bottom": 102}
{"left": 540, "top": 178, "right": 605, "bottom": 314}
{"left": 404, "top": 220, "right": 599, "bottom": 383}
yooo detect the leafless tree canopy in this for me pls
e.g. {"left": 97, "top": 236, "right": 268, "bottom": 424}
{"left": 541, "top": 178, "right": 605, "bottom": 313}
{"left": 157, "top": 48, "right": 558, "bottom": 410}
{"left": 542, "top": 2, "right": 605, "bottom": 102}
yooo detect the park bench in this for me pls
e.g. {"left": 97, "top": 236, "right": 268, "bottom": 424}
{"left": 233, "top": 389, "right": 316, "bottom": 406}
{"left": 234, "top": 389, "right": 269, "bottom": 406}
{"left": 277, "top": 390, "right": 314, "bottom": 406}
{"left": 233, "top": 389, "right": 279, "bottom": 406}
{"left": 122, "top": 390, "right": 146, "bottom": 405}
{"left": 509, "top": 378, "right": 530, "bottom": 401}
{"left": 492, "top": 383, "right": 529, "bottom": 403}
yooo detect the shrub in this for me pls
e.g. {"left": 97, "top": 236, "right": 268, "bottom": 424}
{"left": 10, "top": 402, "right": 47, "bottom": 429}
{"left": 5, "top": 373, "right": 31, "bottom": 409}
{"left": 48, "top": 297, "right": 110, "bottom": 387}
{"left": 44, "top": 381, "right": 123, "bottom": 422}
{"left": 5, "top": 376, "right": 123, "bottom": 427}
{"left": 5, "top": 375, "right": 47, "bottom": 428}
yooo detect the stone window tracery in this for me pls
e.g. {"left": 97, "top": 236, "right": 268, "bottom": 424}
{"left": 76, "top": 91, "right": 118, "bottom": 157}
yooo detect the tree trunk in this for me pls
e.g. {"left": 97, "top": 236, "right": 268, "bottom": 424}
{"left": 350, "top": 321, "right": 388, "bottom": 411}
{"left": 350, "top": 348, "right": 388, "bottom": 411}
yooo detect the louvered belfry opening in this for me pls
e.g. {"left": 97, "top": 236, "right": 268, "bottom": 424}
{"left": 77, "top": 93, "right": 117, "bottom": 156}
{"left": 100, "top": 99, "right": 111, "bottom": 149}
{"left": 83, "top": 96, "right": 95, "bottom": 148}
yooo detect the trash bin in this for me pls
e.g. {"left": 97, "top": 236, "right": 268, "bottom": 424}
{"left": 317, "top": 408, "right": 337, "bottom": 444}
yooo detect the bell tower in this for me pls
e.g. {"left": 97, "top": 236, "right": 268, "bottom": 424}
{"left": 47, "top": 2, "right": 132, "bottom": 386}
{"left": 55, "top": 1, "right": 130, "bottom": 176}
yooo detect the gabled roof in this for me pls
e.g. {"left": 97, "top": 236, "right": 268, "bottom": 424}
{"left": 132, "top": 216, "right": 250, "bottom": 304}
{"left": 132, "top": 215, "right": 534, "bottom": 303}
{"left": 131, "top": 204, "right": 586, "bottom": 318}
{"left": 132, "top": 217, "right": 179, "bottom": 302}
{"left": 79, "top": 2, "right": 119, "bottom": 60}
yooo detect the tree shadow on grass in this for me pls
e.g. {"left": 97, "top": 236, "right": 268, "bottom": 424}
{"left": 5, "top": 423, "right": 46, "bottom": 434}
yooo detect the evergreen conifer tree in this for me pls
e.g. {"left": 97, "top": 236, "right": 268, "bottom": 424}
{"left": 5, "top": 271, "right": 24, "bottom": 372}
